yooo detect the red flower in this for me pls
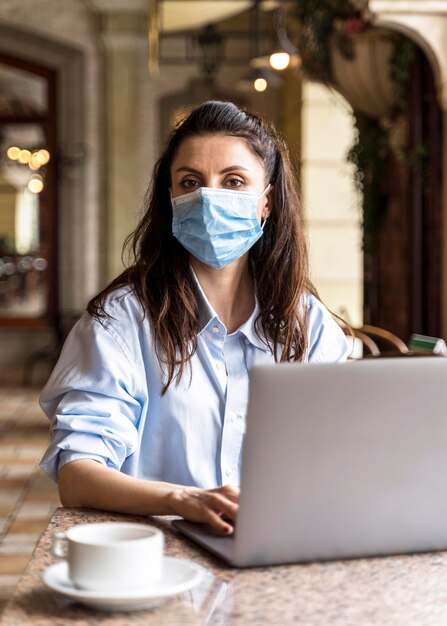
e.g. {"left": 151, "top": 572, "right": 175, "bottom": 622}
{"left": 344, "top": 18, "right": 369, "bottom": 35}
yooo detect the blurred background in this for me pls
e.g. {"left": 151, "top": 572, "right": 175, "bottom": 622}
{"left": 0, "top": 0, "right": 445, "bottom": 383}
{"left": 1, "top": 0, "right": 447, "bottom": 609}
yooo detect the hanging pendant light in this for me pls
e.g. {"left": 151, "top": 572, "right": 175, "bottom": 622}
{"left": 250, "top": 0, "right": 300, "bottom": 72}
{"left": 237, "top": 67, "right": 282, "bottom": 92}
{"left": 269, "top": 27, "right": 300, "bottom": 70}
{"left": 196, "top": 24, "right": 225, "bottom": 77}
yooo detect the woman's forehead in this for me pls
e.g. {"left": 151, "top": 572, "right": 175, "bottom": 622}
{"left": 171, "top": 134, "right": 265, "bottom": 170}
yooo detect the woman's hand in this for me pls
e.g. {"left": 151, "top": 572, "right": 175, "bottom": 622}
{"left": 170, "top": 484, "right": 239, "bottom": 535}
{"left": 59, "top": 460, "right": 239, "bottom": 534}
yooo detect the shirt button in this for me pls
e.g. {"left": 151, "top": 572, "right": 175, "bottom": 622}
{"left": 215, "top": 362, "right": 220, "bottom": 370}
{"left": 229, "top": 413, "right": 236, "bottom": 423}
{"left": 225, "top": 469, "right": 232, "bottom": 477}
{"left": 244, "top": 338, "right": 250, "bottom": 345}
{"left": 212, "top": 326, "right": 220, "bottom": 334}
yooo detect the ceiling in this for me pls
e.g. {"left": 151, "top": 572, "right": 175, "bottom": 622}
{"left": 161, "top": 1, "right": 279, "bottom": 32}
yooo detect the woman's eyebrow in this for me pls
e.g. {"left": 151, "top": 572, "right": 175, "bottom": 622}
{"left": 175, "top": 165, "right": 250, "bottom": 174}
{"left": 220, "top": 165, "right": 250, "bottom": 173}
{"left": 175, "top": 166, "right": 202, "bottom": 174}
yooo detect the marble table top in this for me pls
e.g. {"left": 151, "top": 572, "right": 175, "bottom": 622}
{"left": 3, "top": 507, "right": 447, "bottom": 625}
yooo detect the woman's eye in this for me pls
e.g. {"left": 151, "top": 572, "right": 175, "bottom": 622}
{"left": 181, "top": 178, "right": 199, "bottom": 189}
{"left": 226, "top": 178, "right": 244, "bottom": 188}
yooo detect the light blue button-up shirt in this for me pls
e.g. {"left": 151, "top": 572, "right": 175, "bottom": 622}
{"left": 40, "top": 274, "right": 349, "bottom": 487}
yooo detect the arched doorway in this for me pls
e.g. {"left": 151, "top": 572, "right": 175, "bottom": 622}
{"left": 369, "top": 42, "right": 442, "bottom": 340}
{"left": 317, "top": 28, "right": 443, "bottom": 340}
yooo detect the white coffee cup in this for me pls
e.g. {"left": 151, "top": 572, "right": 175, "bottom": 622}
{"left": 51, "top": 522, "right": 164, "bottom": 591}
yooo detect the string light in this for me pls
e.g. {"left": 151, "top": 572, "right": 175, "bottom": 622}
{"left": 28, "top": 175, "right": 44, "bottom": 194}
{"left": 6, "top": 146, "right": 20, "bottom": 160}
{"left": 5, "top": 146, "right": 51, "bottom": 171}
{"left": 36, "top": 149, "right": 50, "bottom": 165}
{"left": 18, "top": 149, "right": 31, "bottom": 164}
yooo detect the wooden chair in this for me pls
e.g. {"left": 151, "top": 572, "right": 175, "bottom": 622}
{"left": 342, "top": 323, "right": 444, "bottom": 360}
{"left": 364, "top": 349, "right": 444, "bottom": 359}
{"left": 342, "top": 326, "right": 380, "bottom": 358}
{"left": 360, "top": 327, "right": 443, "bottom": 359}
{"left": 357, "top": 324, "right": 409, "bottom": 354}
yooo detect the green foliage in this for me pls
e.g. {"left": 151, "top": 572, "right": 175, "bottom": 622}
{"left": 389, "top": 36, "right": 417, "bottom": 108}
{"left": 347, "top": 115, "right": 388, "bottom": 254}
{"left": 294, "top": 0, "right": 364, "bottom": 78}
{"left": 292, "top": 0, "right": 418, "bottom": 251}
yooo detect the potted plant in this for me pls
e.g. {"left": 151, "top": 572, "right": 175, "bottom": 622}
{"left": 294, "top": 0, "right": 370, "bottom": 83}
{"left": 291, "top": 0, "right": 416, "bottom": 253}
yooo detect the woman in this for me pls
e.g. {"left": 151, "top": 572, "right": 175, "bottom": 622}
{"left": 40, "top": 100, "right": 349, "bottom": 534}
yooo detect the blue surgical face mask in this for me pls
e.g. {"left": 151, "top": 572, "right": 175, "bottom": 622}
{"left": 171, "top": 185, "right": 270, "bottom": 269}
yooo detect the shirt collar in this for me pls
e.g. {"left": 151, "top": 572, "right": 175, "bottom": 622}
{"left": 189, "top": 266, "right": 271, "bottom": 352}
{"left": 236, "top": 303, "right": 271, "bottom": 352}
{"left": 189, "top": 266, "right": 218, "bottom": 334}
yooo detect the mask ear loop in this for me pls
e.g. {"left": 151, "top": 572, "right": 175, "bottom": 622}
{"left": 259, "top": 183, "right": 271, "bottom": 199}
{"left": 260, "top": 183, "right": 272, "bottom": 229}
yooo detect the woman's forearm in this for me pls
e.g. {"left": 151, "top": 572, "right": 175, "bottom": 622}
{"left": 58, "top": 459, "right": 239, "bottom": 534}
{"left": 58, "top": 459, "right": 182, "bottom": 515}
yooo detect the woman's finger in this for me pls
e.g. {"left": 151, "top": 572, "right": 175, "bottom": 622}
{"left": 174, "top": 486, "right": 238, "bottom": 530}
{"left": 211, "top": 484, "right": 240, "bottom": 503}
{"left": 204, "top": 492, "right": 238, "bottom": 520}
{"left": 202, "top": 507, "right": 234, "bottom": 534}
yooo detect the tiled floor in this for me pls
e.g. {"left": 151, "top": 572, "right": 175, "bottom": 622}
{"left": 0, "top": 385, "right": 60, "bottom": 614}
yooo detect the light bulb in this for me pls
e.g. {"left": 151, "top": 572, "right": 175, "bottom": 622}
{"left": 269, "top": 52, "right": 290, "bottom": 71}
{"left": 254, "top": 77, "right": 267, "bottom": 92}
{"left": 7, "top": 146, "right": 20, "bottom": 160}
{"left": 29, "top": 153, "right": 42, "bottom": 170}
{"left": 28, "top": 176, "right": 44, "bottom": 193}
{"left": 18, "top": 149, "right": 31, "bottom": 164}
{"left": 36, "top": 149, "right": 50, "bottom": 165}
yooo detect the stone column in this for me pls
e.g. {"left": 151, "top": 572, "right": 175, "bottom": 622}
{"left": 89, "top": 0, "right": 148, "bottom": 282}
{"left": 368, "top": 0, "right": 447, "bottom": 336}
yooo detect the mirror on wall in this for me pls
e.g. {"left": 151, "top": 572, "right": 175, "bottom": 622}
{"left": 0, "top": 57, "right": 57, "bottom": 328}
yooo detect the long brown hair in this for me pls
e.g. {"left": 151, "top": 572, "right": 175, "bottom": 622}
{"left": 88, "top": 101, "right": 317, "bottom": 391}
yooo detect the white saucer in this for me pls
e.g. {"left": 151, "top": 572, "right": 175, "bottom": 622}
{"left": 42, "top": 557, "right": 203, "bottom": 612}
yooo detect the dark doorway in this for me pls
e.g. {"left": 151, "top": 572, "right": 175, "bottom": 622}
{"left": 371, "top": 44, "right": 442, "bottom": 341}
{"left": 0, "top": 52, "right": 57, "bottom": 330}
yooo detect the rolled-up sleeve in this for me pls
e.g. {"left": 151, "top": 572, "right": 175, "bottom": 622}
{"left": 40, "top": 314, "right": 142, "bottom": 482}
{"left": 306, "top": 295, "right": 350, "bottom": 363}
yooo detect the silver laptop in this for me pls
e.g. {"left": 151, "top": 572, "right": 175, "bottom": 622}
{"left": 172, "top": 358, "right": 447, "bottom": 567}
